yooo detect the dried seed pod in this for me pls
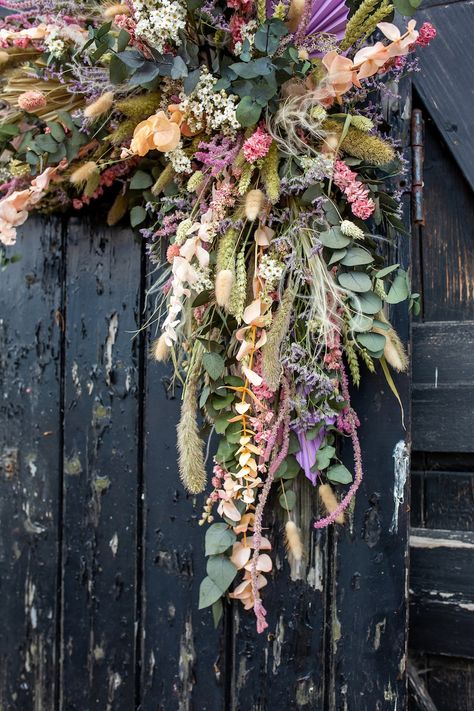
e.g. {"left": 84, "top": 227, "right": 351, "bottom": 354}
{"left": 215, "top": 269, "right": 234, "bottom": 308}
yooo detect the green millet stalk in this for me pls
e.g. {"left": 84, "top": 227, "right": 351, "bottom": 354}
{"left": 238, "top": 163, "right": 254, "bottom": 195}
{"left": 216, "top": 227, "right": 239, "bottom": 273}
{"left": 345, "top": 339, "right": 361, "bottom": 387}
{"left": 359, "top": 347, "right": 376, "bottom": 373}
{"left": 340, "top": 0, "right": 380, "bottom": 50}
{"left": 260, "top": 141, "right": 281, "bottom": 204}
{"left": 228, "top": 246, "right": 247, "bottom": 323}
{"left": 359, "top": 0, "right": 393, "bottom": 42}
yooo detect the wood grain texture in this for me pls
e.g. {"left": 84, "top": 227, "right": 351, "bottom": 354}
{"left": 329, "top": 84, "right": 412, "bottom": 710}
{"left": 59, "top": 216, "right": 142, "bottom": 710}
{"left": 415, "top": 2, "right": 474, "bottom": 193}
{"left": 0, "top": 217, "right": 63, "bottom": 710}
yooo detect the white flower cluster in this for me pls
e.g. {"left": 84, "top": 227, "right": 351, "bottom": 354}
{"left": 179, "top": 69, "right": 240, "bottom": 136}
{"left": 44, "top": 31, "right": 65, "bottom": 58}
{"left": 233, "top": 20, "right": 258, "bottom": 55}
{"left": 192, "top": 265, "right": 213, "bottom": 293}
{"left": 258, "top": 253, "right": 285, "bottom": 286}
{"left": 166, "top": 144, "right": 192, "bottom": 174}
{"left": 133, "top": 0, "right": 186, "bottom": 54}
{"left": 340, "top": 220, "right": 365, "bottom": 240}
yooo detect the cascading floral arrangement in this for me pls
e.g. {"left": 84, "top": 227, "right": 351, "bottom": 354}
{"left": 0, "top": 0, "right": 435, "bottom": 630}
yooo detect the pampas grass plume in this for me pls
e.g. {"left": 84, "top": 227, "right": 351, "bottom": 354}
{"left": 319, "top": 484, "right": 345, "bottom": 524}
{"left": 151, "top": 333, "right": 170, "bottom": 363}
{"left": 245, "top": 189, "right": 264, "bottom": 221}
{"left": 287, "top": 0, "right": 305, "bottom": 31}
{"left": 285, "top": 520, "right": 303, "bottom": 561}
{"left": 69, "top": 161, "right": 98, "bottom": 186}
{"left": 84, "top": 91, "right": 114, "bottom": 119}
{"left": 215, "top": 269, "right": 234, "bottom": 308}
{"left": 177, "top": 361, "right": 207, "bottom": 494}
{"left": 103, "top": 3, "right": 130, "bottom": 19}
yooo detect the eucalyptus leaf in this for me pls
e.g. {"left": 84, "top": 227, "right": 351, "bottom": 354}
{"left": 375, "top": 263, "right": 399, "bottom": 279}
{"left": 349, "top": 313, "right": 374, "bottom": 333}
{"left": 279, "top": 489, "right": 296, "bottom": 511}
{"left": 205, "top": 523, "right": 236, "bottom": 556}
{"left": 214, "top": 414, "right": 230, "bottom": 434}
{"left": 338, "top": 271, "right": 372, "bottom": 293}
{"left": 351, "top": 291, "right": 383, "bottom": 315}
{"left": 198, "top": 576, "right": 222, "bottom": 609}
{"left": 319, "top": 227, "right": 351, "bottom": 249}
{"left": 212, "top": 599, "right": 223, "bottom": 627}
{"left": 327, "top": 463, "right": 353, "bottom": 485}
{"left": 328, "top": 249, "right": 347, "bottom": 265}
{"left": 203, "top": 352, "right": 225, "bottom": 380}
{"left": 130, "top": 205, "right": 147, "bottom": 227}
{"left": 130, "top": 170, "right": 153, "bottom": 190}
{"left": 235, "top": 96, "right": 262, "bottom": 127}
{"left": 385, "top": 271, "right": 409, "bottom": 304}
{"left": 341, "top": 247, "right": 374, "bottom": 267}
{"left": 356, "top": 331, "right": 386, "bottom": 353}
{"left": 207, "top": 555, "right": 237, "bottom": 593}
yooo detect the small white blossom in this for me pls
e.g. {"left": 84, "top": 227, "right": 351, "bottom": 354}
{"left": 166, "top": 144, "right": 192, "bottom": 174}
{"left": 133, "top": 0, "right": 186, "bottom": 53}
{"left": 258, "top": 253, "right": 285, "bottom": 286}
{"left": 179, "top": 69, "right": 240, "bottom": 136}
{"left": 44, "top": 32, "right": 65, "bottom": 58}
{"left": 192, "top": 265, "right": 213, "bottom": 293}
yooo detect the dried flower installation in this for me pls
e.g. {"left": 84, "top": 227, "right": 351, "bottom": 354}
{"left": 0, "top": 0, "right": 435, "bottom": 630}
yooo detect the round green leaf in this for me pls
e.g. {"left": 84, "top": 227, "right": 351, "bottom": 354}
{"left": 351, "top": 291, "right": 383, "bottom": 315}
{"left": 338, "top": 271, "right": 372, "bottom": 293}
{"left": 375, "top": 263, "right": 399, "bottom": 279}
{"left": 356, "top": 331, "right": 386, "bottom": 353}
{"left": 236, "top": 96, "right": 262, "bottom": 127}
{"left": 328, "top": 249, "right": 347, "bottom": 265}
{"left": 130, "top": 205, "right": 147, "bottom": 227}
{"left": 130, "top": 170, "right": 153, "bottom": 190}
{"left": 279, "top": 489, "right": 297, "bottom": 511}
{"left": 205, "top": 523, "right": 237, "bottom": 556}
{"left": 385, "top": 271, "right": 409, "bottom": 304}
{"left": 327, "top": 463, "right": 353, "bottom": 485}
{"left": 349, "top": 313, "right": 373, "bottom": 333}
{"left": 198, "top": 576, "right": 223, "bottom": 609}
{"left": 319, "top": 227, "right": 351, "bottom": 249}
{"left": 341, "top": 247, "right": 374, "bottom": 267}
{"left": 207, "top": 555, "right": 238, "bottom": 593}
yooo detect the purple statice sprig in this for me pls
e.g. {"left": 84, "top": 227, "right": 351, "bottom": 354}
{"left": 195, "top": 134, "right": 243, "bottom": 177}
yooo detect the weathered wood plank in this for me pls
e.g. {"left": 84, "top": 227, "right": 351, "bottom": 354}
{"left": 330, "top": 79, "right": 412, "bottom": 706}
{"left": 412, "top": 386, "right": 474, "bottom": 452}
{"left": 415, "top": 3, "right": 474, "bottom": 193}
{"left": 412, "top": 322, "right": 474, "bottom": 386}
{"left": 410, "top": 528, "right": 474, "bottom": 659}
{"left": 422, "top": 655, "right": 474, "bottom": 711}
{"left": 60, "top": 215, "right": 142, "bottom": 709}
{"left": 411, "top": 471, "right": 474, "bottom": 531}
{"left": 414, "top": 108, "right": 474, "bottom": 322}
{"left": 230, "top": 486, "right": 328, "bottom": 710}
{"left": 0, "top": 217, "right": 63, "bottom": 710}
{"left": 140, "top": 362, "right": 227, "bottom": 710}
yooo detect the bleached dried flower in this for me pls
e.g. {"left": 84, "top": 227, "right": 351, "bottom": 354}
{"left": 245, "top": 189, "right": 264, "bottom": 221}
{"left": 84, "top": 91, "right": 114, "bottom": 119}
{"left": 17, "top": 91, "right": 47, "bottom": 112}
{"left": 151, "top": 333, "right": 171, "bottom": 362}
{"left": 319, "top": 483, "right": 345, "bottom": 524}
{"left": 340, "top": 220, "right": 364, "bottom": 240}
{"left": 215, "top": 269, "right": 234, "bottom": 308}
{"left": 285, "top": 520, "right": 303, "bottom": 561}
{"left": 69, "top": 161, "right": 99, "bottom": 186}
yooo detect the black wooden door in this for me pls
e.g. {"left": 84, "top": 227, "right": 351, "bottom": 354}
{"left": 0, "top": 95, "right": 413, "bottom": 709}
{"left": 408, "top": 2, "right": 474, "bottom": 709}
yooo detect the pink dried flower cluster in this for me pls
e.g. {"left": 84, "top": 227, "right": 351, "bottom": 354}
{"left": 73, "top": 160, "right": 135, "bottom": 210}
{"left": 333, "top": 159, "right": 375, "bottom": 220}
{"left": 243, "top": 126, "right": 273, "bottom": 164}
{"left": 17, "top": 90, "right": 46, "bottom": 112}
{"left": 114, "top": 14, "right": 151, "bottom": 57}
{"left": 415, "top": 22, "right": 437, "bottom": 47}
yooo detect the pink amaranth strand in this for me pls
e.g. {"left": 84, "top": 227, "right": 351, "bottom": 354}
{"left": 314, "top": 364, "right": 363, "bottom": 528}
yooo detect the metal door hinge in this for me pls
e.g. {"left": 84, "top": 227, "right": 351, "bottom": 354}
{"left": 411, "top": 109, "right": 425, "bottom": 225}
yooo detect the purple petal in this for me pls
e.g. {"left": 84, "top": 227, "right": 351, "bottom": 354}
{"left": 296, "top": 429, "right": 326, "bottom": 485}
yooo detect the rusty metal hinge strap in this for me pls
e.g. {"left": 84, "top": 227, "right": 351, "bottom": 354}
{"left": 411, "top": 108, "right": 425, "bottom": 225}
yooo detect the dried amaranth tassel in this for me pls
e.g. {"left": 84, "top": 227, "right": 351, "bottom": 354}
{"left": 177, "top": 353, "right": 207, "bottom": 494}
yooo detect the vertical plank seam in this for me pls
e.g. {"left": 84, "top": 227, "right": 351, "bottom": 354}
{"left": 54, "top": 215, "right": 68, "bottom": 711}
{"left": 134, "top": 236, "right": 147, "bottom": 710}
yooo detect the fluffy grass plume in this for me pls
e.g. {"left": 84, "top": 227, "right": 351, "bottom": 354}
{"left": 84, "top": 91, "right": 114, "bottom": 119}
{"left": 319, "top": 484, "right": 345, "bottom": 524}
{"left": 285, "top": 520, "right": 303, "bottom": 561}
{"left": 244, "top": 189, "right": 264, "bottom": 221}
{"left": 69, "top": 161, "right": 98, "bottom": 186}
{"left": 150, "top": 333, "right": 171, "bottom": 363}
{"left": 215, "top": 269, "right": 235, "bottom": 308}
{"left": 177, "top": 355, "right": 207, "bottom": 494}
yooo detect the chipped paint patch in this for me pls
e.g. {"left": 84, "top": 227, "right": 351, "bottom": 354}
{"left": 71, "top": 361, "right": 82, "bottom": 397}
{"left": 177, "top": 614, "right": 195, "bottom": 711}
{"left": 373, "top": 618, "right": 386, "bottom": 651}
{"left": 109, "top": 533, "right": 119, "bottom": 557}
{"left": 272, "top": 615, "right": 284, "bottom": 674}
{"left": 104, "top": 312, "right": 118, "bottom": 386}
{"left": 64, "top": 455, "right": 82, "bottom": 476}
{"left": 390, "top": 440, "right": 409, "bottom": 534}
